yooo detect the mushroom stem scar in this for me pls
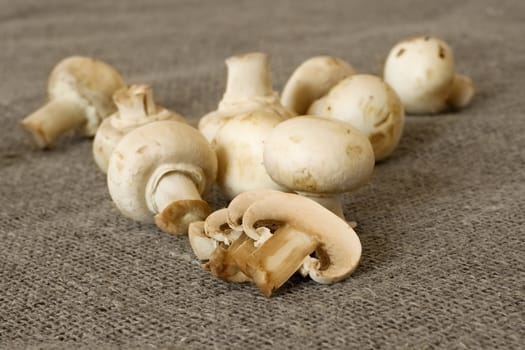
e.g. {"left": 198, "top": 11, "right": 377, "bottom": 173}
{"left": 20, "top": 98, "right": 86, "bottom": 148}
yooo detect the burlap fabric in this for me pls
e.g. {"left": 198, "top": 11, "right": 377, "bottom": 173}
{"left": 1, "top": 0, "right": 524, "bottom": 349}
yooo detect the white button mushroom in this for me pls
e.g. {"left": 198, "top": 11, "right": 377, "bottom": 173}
{"left": 198, "top": 52, "right": 293, "bottom": 143}
{"left": 281, "top": 56, "right": 355, "bottom": 115}
{"left": 263, "top": 116, "right": 375, "bottom": 219}
{"left": 383, "top": 36, "right": 475, "bottom": 114}
{"left": 20, "top": 56, "right": 126, "bottom": 148}
{"left": 239, "top": 191, "right": 362, "bottom": 296}
{"left": 107, "top": 120, "right": 217, "bottom": 235}
{"left": 308, "top": 74, "right": 405, "bottom": 161}
{"left": 93, "top": 84, "right": 185, "bottom": 173}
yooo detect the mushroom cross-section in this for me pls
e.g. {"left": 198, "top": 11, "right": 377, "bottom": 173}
{"left": 107, "top": 120, "right": 217, "bottom": 235}
{"left": 93, "top": 84, "right": 186, "bottom": 173}
{"left": 240, "top": 192, "right": 362, "bottom": 296}
{"left": 308, "top": 74, "right": 405, "bottom": 161}
{"left": 383, "top": 36, "right": 475, "bottom": 114}
{"left": 263, "top": 116, "right": 374, "bottom": 219}
{"left": 20, "top": 56, "right": 125, "bottom": 148}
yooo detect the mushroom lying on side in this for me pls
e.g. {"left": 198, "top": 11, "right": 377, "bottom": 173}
{"left": 263, "top": 116, "right": 375, "bottom": 220}
{"left": 383, "top": 36, "right": 475, "bottom": 114}
{"left": 107, "top": 120, "right": 217, "bottom": 235}
{"left": 281, "top": 56, "right": 355, "bottom": 115}
{"left": 308, "top": 74, "right": 405, "bottom": 161}
{"left": 20, "top": 56, "right": 125, "bottom": 148}
{"left": 93, "top": 84, "right": 186, "bottom": 173}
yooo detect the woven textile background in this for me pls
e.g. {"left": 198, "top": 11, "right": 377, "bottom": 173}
{"left": 1, "top": 0, "right": 524, "bottom": 349}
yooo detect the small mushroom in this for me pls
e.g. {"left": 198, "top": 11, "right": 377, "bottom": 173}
{"left": 308, "top": 74, "right": 405, "bottom": 161}
{"left": 93, "top": 84, "right": 186, "bottom": 173}
{"left": 263, "top": 116, "right": 374, "bottom": 219}
{"left": 198, "top": 52, "right": 293, "bottom": 143}
{"left": 240, "top": 192, "right": 362, "bottom": 296}
{"left": 383, "top": 36, "right": 475, "bottom": 114}
{"left": 20, "top": 56, "right": 125, "bottom": 148}
{"left": 107, "top": 120, "right": 217, "bottom": 235}
{"left": 281, "top": 56, "right": 355, "bottom": 115}
{"left": 188, "top": 221, "right": 217, "bottom": 261}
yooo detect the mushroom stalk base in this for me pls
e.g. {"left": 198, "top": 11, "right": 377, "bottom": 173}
{"left": 20, "top": 98, "right": 86, "bottom": 148}
{"left": 153, "top": 172, "right": 210, "bottom": 235}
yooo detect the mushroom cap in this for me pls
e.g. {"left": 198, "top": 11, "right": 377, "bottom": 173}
{"left": 308, "top": 74, "right": 405, "bottom": 161}
{"left": 263, "top": 116, "right": 374, "bottom": 195}
{"left": 281, "top": 56, "right": 355, "bottom": 115}
{"left": 93, "top": 85, "right": 185, "bottom": 173}
{"left": 212, "top": 110, "right": 288, "bottom": 199}
{"left": 107, "top": 120, "right": 217, "bottom": 223}
{"left": 383, "top": 36, "right": 455, "bottom": 114}
{"left": 48, "top": 56, "right": 126, "bottom": 135}
{"left": 242, "top": 192, "right": 362, "bottom": 284}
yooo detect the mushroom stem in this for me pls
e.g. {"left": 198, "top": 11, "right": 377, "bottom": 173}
{"left": 298, "top": 193, "right": 345, "bottom": 219}
{"left": 153, "top": 172, "right": 202, "bottom": 213}
{"left": 447, "top": 74, "right": 475, "bottom": 109}
{"left": 244, "top": 225, "right": 319, "bottom": 297}
{"left": 222, "top": 52, "right": 273, "bottom": 104}
{"left": 113, "top": 84, "right": 156, "bottom": 125}
{"left": 20, "top": 98, "right": 86, "bottom": 148}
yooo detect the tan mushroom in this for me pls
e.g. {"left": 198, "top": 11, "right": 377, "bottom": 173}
{"left": 308, "top": 74, "right": 405, "bottom": 161}
{"left": 20, "top": 56, "right": 125, "bottom": 148}
{"left": 93, "top": 84, "right": 185, "bottom": 173}
{"left": 383, "top": 36, "right": 475, "bottom": 114}
{"left": 240, "top": 192, "right": 362, "bottom": 296}
{"left": 281, "top": 56, "right": 355, "bottom": 115}
{"left": 107, "top": 120, "right": 217, "bottom": 235}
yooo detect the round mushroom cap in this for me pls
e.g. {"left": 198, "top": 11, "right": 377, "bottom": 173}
{"left": 264, "top": 116, "right": 374, "bottom": 195}
{"left": 308, "top": 74, "right": 404, "bottom": 161}
{"left": 212, "top": 110, "right": 288, "bottom": 199}
{"left": 383, "top": 36, "right": 454, "bottom": 114}
{"left": 107, "top": 120, "right": 217, "bottom": 223}
{"left": 48, "top": 56, "right": 126, "bottom": 135}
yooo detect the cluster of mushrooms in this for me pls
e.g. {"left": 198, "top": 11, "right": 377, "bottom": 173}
{"left": 20, "top": 36, "right": 474, "bottom": 297}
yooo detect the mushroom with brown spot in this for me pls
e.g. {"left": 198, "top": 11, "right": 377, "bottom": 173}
{"left": 263, "top": 116, "right": 374, "bottom": 220}
{"left": 308, "top": 74, "right": 405, "bottom": 161}
{"left": 20, "top": 56, "right": 126, "bottom": 148}
{"left": 93, "top": 84, "right": 186, "bottom": 173}
{"left": 281, "top": 56, "right": 355, "bottom": 115}
{"left": 383, "top": 36, "right": 475, "bottom": 114}
{"left": 107, "top": 120, "right": 217, "bottom": 235}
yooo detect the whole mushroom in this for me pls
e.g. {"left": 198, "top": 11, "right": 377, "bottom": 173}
{"left": 93, "top": 84, "right": 185, "bottom": 173}
{"left": 308, "top": 74, "right": 405, "bottom": 161}
{"left": 107, "top": 120, "right": 217, "bottom": 234}
{"left": 281, "top": 56, "right": 355, "bottom": 115}
{"left": 383, "top": 36, "right": 475, "bottom": 114}
{"left": 263, "top": 116, "right": 374, "bottom": 219}
{"left": 20, "top": 56, "right": 125, "bottom": 148}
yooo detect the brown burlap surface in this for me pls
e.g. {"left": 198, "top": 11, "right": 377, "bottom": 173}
{"left": 1, "top": 0, "right": 524, "bottom": 349}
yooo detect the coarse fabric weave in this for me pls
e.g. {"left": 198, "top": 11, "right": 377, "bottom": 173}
{"left": 1, "top": 1, "right": 524, "bottom": 349}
